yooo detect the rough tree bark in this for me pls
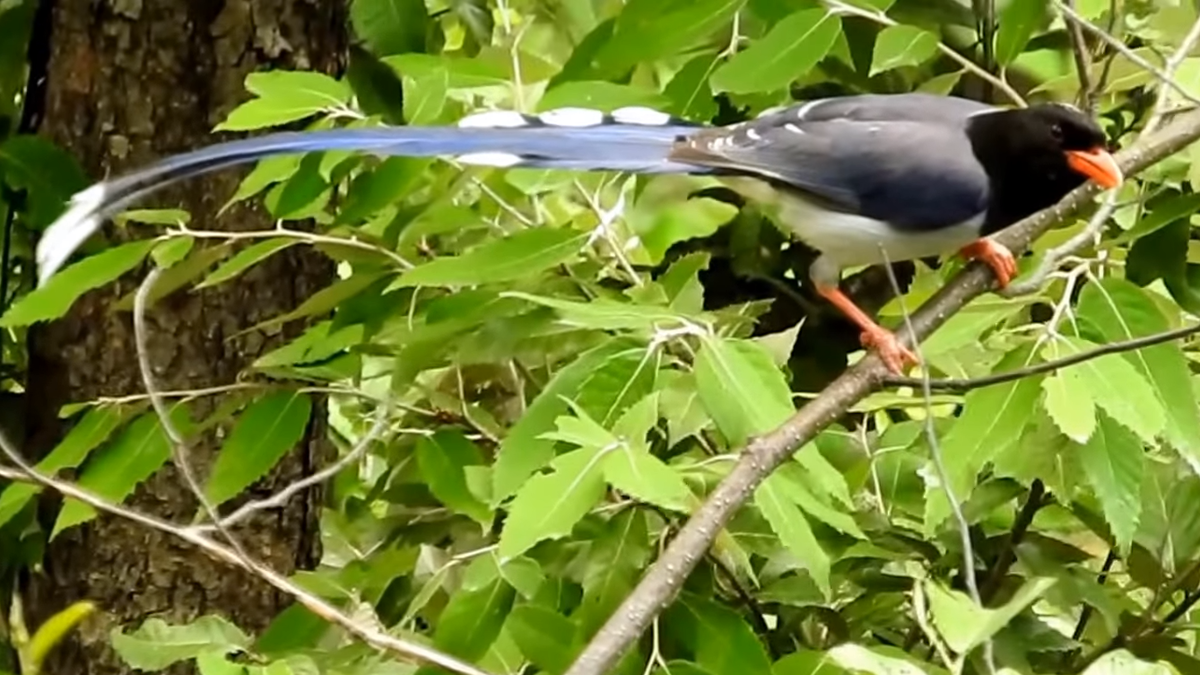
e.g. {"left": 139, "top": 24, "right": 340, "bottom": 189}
{"left": 22, "top": 2, "right": 345, "bottom": 673}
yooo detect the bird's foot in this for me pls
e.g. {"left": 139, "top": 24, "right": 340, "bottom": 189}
{"left": 960, "top": 239, "right": 1016, "bottom": 288}
{"left": 860, "top": 325, "right": 918, "bottom": 375}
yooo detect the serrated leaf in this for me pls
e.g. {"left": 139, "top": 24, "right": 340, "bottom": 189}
{"left": 695, "top": 336, "right": 793, "bottom": 446}
{"left": 994, "top": 0, "right": 1046, "bottom": 65}
{"left": 507, "top": 605, "right": 579, "bottom": 675}
{"left": 825, "top": 644, "right": 931, "bottom": 675}
{"left": 54, "top": 409, "right": 188, "bottom": 536}
{"left": 417, "top": 429, "right": 492, "bottom": 526}
{"left": 1039, "top": 356, "right": 1096, "bottom": 443}
{"left": 205, "top": 392, "right": 313, "bottom": 506}
{"left": 870, "top": 25, "right": 938, "bottom": 75}
{"left": 1080, "top": 649, "right": 1175, "bottom": 675}
{"left": 0, "top": 405, "right": 131, "bottom": 529}
{"left": 216, "top": 71, "right": 350, "bottom": 131}
{"left": 925, "top": 577, "right": 1055, "bottom": 654}
{"left": 926, "top": 344, "right": 1042, "bottom": 531}
{"left": 111, "top": 616, "right": 250, "bottom": 671}
{"left": 402, "top": 68, "right": 448, "bottom": 125}
{"left": 351, "top": 0, "right": 430, "bottom": 56}
{"left": 756, "top": 473, "right": 830, "bottom": 597}
{"left": 197, "top": 239, "right": 297, "bottom": 289}
{"left": 712, "top": 9, "right": 840, "bottom": 94}
{"left": 505, "top": 293, "right": 695, "bottom": 333}
{"left": 665, "top": 595, "right": 773, "bottom": 675}
{"left": 429, "top": 576, "right": 515, "bottom": 662}
{"left": 1052, "top": 335, "right": 1165, "bottom": 444}
{"left": 1079, "top": 411, "right": 1144, "bottom": 553}
{"left": 492, "top": 340, "right": 650, "bottom": 502}
{"left": 1, "top": 240, "right": 155, "bottom": 326}
{"left": 596, "top": 0, "right": 746, "bottom": 74}
{"left": 631, "top": 197, "right": 739, "bottom": 263}
{"left": 499, "top": 448, "right": 606, "bottom": 560}
{"left": 579, "top": 510, "right": 652, "bottom": 636}
{"left": 395, "top": 229, "right": 586, "bottom": 288}
{"left": 1077, "top": 279, "right": 1200, "bottom": 469}
{"left": 603, "top": 446, "right": 692, "bottom": 512}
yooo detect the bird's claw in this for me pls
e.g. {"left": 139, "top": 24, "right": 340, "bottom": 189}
{"left": 960, "top": 239, "right": 1017, "bottom": 288}
{"left": 860, "top": 327, "right": 918, "bottom": 375}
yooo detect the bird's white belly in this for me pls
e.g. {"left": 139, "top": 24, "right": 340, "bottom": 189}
{"left": 723, "top": 177, "right": 986, "bottom": 268}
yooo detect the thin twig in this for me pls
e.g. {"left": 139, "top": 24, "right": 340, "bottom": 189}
{"left": 134, "top": 267, "right": 248, "bottom": 558}
{"left": 823, "top": 0, "right": 1026, "bottom": 107}
{"left": 1061, "top": 0, "right": 1097, "bottom": 112}
{"left": 880, "top": 254, "right": 995, "bottom": 674}
{"left": 883, "top": 321, "right": 1200, "bottom": 392}
{"left": 1056, "top": 2, "right": 1200, "bottom": 108}
{"left": 190, "top": 400, "right": 392, "bottom": 533}
{"left": 166, "top": 227, "right": 414, "bottom": 270}
{"left": 0, "top": 431, "right": 497, "bottom": 675}
{"left": 980, "top": 480, "right": 1047, "bottom": 603}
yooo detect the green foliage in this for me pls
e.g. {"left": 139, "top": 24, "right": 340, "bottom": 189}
{"left": 8, "top": 0, "right": 1200, "bottom": 675}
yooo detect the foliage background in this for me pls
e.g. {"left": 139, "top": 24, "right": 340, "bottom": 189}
{"left": 2, "top": 0, "right": 1200, "bottom": 674}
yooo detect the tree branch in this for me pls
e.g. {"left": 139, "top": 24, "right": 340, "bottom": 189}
{"left": 883, "top": 322, "right": 1200, "bottom": 392}
{"left": 563, "top": 107, "right": 1200, "bottom": 675}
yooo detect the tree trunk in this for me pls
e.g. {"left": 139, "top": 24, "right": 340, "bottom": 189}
{"left": 23, "top": 2, "right": 345, "bottom": 673}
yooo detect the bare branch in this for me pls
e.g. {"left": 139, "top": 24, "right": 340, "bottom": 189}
{"left": 563, "top": 104, "right": 1200, "bottom": 675}
{"left": 1061, "top": 0, "right": 1097, "bottom": 112}
{"left": 0, "top": 431, "right": 497, "bottom": 675}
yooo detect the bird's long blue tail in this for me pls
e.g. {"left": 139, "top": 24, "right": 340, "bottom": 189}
{"left": 36, "top": 106, "right": 706, "bottom": 285}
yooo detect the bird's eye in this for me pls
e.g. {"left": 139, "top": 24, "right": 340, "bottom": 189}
{"left": 1050, "top": 124, "right": 1064, "bottom": 141}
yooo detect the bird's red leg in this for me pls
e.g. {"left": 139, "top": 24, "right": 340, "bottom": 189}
{"left": 959, "top": 238, "right": 1016, "bottom": 288}
{"left": 815, "top": 284, "right": 917, "bottom": 374}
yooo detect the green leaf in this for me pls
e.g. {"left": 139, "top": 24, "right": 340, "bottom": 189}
{"left": 712, "top": 9, "right": 841, "bottom": 94}
{"left": 596, "top": 0, "right": 746, "bottom": 74}
{"left": 197, "top": 239, "right": 297, "bottom": 289}
{"left": 926, "top": 577, "right": 1056, "bottom": 654}
{"left": 1, "top": 240, "right": 155, "bottom": 326}
{"left": 1039, "top": 353, "right": 1096, "bottom": 443}
{"left": 151, "top": 237, "right": 194, "bottom": 270}
{"left": 205, "top": 392, "right": 313, "bottom": 506}
{"left": 1079, "top": 411, "right": 1145, "bottom": 553}
{"left": 216, "top": 71, "right": 350, "bottom": 131}
{"left": 507, "top": 605, "right": 579, "bottom": 675}
{"left": 27, "top": 601, "right": 97, "bottom": 673}
{"left": 994, "top": 0, "right": 1046, "bottom": 65}
{"left": 869, "top": 25, "right": 939, "bottom": 75}
{"left": 537, "top": 81, "right": 669, "bottom": 112}
{"left": 428, "top": 576, "right": 515, "bottom": 662}
{"left": 0, "top": 405, "right": 131, "bottom": 529}
{"left": 394, "top": 229, "right": 586, "bottom": 287}
{"left": 498, "top": 447, "right": 606, "bottom": 560}
{"left": 114, "top": 208, "right": 191, "bottom": 226}
{"left": 631, "top": 197, "right": 739, "bottom": 263}
{"left": 226, "top": 155, "right": 302, "bottom": 207}
{"left": 111, "top": 616, "right": 250, "bottom": 671}
{"left": 402, "top": 68, "right": 448, "bottom": 125}
{"left": 665, "top": 595, "right": 773, "bottom": 675}
{"left": 54, "top": 409, "right": 188, "bottom": 536}
{"left": 756, "top": 473, "right": 831, "bottom": 597}
{"left": 1077, "top": 279, "right": 1200, "bottom": 468}
{"left": 350, "top": 0, "right": 430, "bottom": 56}
{"left": 773, "top": 650, "right": 851, "bottom": 675}
{"left": 826, "top": 644, "right": 933, "bottom": 675}
{"left": 603, "top": 446, "right": 693, "bottom": 512}
{"left": 694, "top": 336, "right": 793, "bottom": 446}
{"left": 1051, "top": 335, "right": 1165, "bottom": 444}
{"left": 578, "top": 510, "right": 652, "bottom": 635}
{"left": 417, "top": 429, "right": 492, "bottom": 526}
{"left": 926, "top": 344, "right": 1043, "bottom": 531}
{"left": 1080, "top": 650, "right": 1176, "bottom": 675}
{"left": 492, "top": 339, "right": 644, "bottom": 502}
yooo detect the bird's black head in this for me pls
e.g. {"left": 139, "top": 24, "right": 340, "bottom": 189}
{"left": 967, "top": 101, "right": 1122, "bottom": 231}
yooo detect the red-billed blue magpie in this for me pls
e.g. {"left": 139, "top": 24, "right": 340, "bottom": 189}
{"left": 35, "top": 93, "right": 1122, "bottom": 374}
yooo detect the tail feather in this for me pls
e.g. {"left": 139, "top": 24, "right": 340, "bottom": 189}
{"left": 36, "top": 106, "right": 708, "bottom": 285}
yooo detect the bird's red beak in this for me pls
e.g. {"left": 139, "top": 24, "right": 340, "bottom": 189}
{"left": 1065, "top": 147, "right": 1123, "bottom": 189}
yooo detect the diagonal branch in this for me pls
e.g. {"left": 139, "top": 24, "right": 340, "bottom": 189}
{"left": 563, "top": 107, "right": 1200, "bottom": 675}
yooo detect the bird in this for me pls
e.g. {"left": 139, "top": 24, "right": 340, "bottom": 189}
{"left": 35, "top": 92, "right": 1122, "bottom": 374}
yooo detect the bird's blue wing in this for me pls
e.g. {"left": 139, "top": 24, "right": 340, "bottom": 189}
{"left": 668, "top": 114, "right": 990, "bottom": 231}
